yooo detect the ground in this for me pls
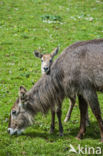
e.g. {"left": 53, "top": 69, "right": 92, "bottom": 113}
{"left": 0, "top": 0, "right": 103, "bottom": 155}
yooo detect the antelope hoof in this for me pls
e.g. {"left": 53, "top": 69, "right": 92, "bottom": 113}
{"left": 76, "top": 136, "right": 81, "bottom": 140}
{"left": 76, "top": 134, "right": 83, "bottom": 140}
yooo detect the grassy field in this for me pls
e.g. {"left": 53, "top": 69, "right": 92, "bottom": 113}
{"left": 0, "top": 0, "right": 103, "bottom": 155}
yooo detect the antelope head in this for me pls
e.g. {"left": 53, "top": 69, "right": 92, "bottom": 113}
{"left": 8, "top": 86, "right": 34, "bottom": 135}
{"left": 34, "top": 47, "right": 59, "bottom": 74}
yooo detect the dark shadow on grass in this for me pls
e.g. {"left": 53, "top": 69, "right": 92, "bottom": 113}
{"left": 22, "top": 129, "right": 67, "bottom": 141}
{"left": 22, "top": 121, "right": 100, "bottom": 141}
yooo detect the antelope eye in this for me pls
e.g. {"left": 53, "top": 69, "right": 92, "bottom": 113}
{"left": 12, "top": 110, "right": 16, "bottom": 115}
{"left": 41, "top": 59, "right": 43, "bottom": 63}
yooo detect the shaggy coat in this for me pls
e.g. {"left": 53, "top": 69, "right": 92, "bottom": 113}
{"left": 8, "top": 39, "right": 103, "bottom": 141}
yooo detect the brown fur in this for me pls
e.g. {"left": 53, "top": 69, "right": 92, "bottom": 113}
{"left": 8, "top": 39, "right": 103, "bottom": 141}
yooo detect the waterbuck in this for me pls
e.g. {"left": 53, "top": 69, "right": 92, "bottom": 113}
{"left": 34, "top": 47, "right": 90, "bottom": 124}
{"left": 34, "top": 47, "right": 59, "bottom": 74}
{"left": 8, "top": 39, "right": 103, "bottom": 142}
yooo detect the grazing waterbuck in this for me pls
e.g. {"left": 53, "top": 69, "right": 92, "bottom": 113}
{"left": 8, "top": 39, "right": 103, "bottom": 142}
{"left": 34, "top": 47, "right": 89, "bottom": 124}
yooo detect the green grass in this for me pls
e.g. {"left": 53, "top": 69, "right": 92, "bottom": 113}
{"left": 0, "top": 0, "right": 103, "bottom": 155}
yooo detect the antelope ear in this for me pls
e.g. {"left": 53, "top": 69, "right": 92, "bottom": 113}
{"left": 51, "top": 47, "right": 59, "bottom": 58}
{"left": 34, "top": 51, "right": 43, "bottom": 58}
{"left": 19, "top": 86, "right": 27, "bottom": 98}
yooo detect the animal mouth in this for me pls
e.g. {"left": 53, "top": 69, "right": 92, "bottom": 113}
{"left": 8, "top": 128, "right": 24, "bottom": 135}
{"left": 44, "top": 69, "right": 50, "bottom": 74}
{"left": 43, "top": 67, "right": 49, "bottom": 73}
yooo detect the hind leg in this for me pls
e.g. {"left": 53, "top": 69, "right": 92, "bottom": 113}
{"left": 64, "top": 96, "right": 76, "bottom": 122}
{"left": 56, "top": 103, "right": 63, "bottom": 136}
{"left": 50, "top": 109, "right": 55, "bottom": 134}
{"left": 86, "top": 106, "right": 90, "bottom": 127}
{"left": 76, "top": 95, "right": 87, "bottom": 139}
{"left": 83, "top": 89, "right": 103, "bottom": 142}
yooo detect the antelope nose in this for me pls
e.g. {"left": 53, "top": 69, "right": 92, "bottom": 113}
{"left": 44, "top": 67, "right": 48, "bottom": 72}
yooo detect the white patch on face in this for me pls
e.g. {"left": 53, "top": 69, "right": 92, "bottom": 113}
{"left": 41, "top": 67, "right": 45, "bottom": 74}
{"left": 41, "top": 63, "right": 50, "bottom": 74}
{"left": 8, "top": 128, "right": 24, "bottom": 135}
{"left": 8, "top": 128, "right": 17, "bottom": 135}
{"left": 41, "top": 57, "right": 51, "bottom": 74}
